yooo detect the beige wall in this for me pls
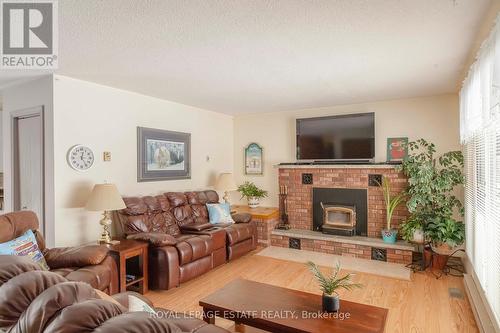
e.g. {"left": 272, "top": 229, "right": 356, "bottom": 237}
{"left": 53, "top": 76, "right": 234, "bottom": 246}
{"left": 2, "top": 76, "right": 56, "bottom": 247}
{"left": 232, "top": 94, "right": 460, "bottom": 207}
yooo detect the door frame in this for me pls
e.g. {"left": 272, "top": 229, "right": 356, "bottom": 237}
{"left": 11, "top": 106, "right": 45, "bottom": 232}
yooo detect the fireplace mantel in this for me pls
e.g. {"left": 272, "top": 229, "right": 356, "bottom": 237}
{"left": 275, "top": 163, "right": 400, "bottom": 169}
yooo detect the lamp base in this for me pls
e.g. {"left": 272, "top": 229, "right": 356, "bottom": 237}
{"left": 98, "top": 211, "right": 114, "bottom": 244}
{"left": 223, "top": 191, "right": 230, "bottom": 204}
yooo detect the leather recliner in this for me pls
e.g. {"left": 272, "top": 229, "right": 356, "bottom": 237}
{"left": 117, "top": 190, "right": 257, "bottom": 290}
{"left": 0, "top": 211, "right": 119, "bottom": 295}
{"left": 0, "top": 255, "right": 229, "bottom": 333}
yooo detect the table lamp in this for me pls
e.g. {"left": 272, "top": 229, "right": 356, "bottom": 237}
{"left": 215, "top": 173, "right": 237, "bottom": 204}
{"left": 86, "top": 183, "right": 126, "bottom": 244}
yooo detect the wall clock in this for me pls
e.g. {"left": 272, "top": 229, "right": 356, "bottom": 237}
{"left": 67, "top": 145, "right": 95, "bottom": 171}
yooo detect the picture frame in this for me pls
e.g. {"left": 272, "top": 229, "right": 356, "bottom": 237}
{"left": 137, "top": 127, "right": 191, "bottom": 182}
{"left": 386, "top": 137, "right": 408, "bottom": 162}
{"left": 245, "top": 143, "right": 263, "bottom": 175}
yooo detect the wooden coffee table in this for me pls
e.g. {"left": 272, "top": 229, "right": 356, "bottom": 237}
{"left": 199, "top": 279, "right": 387, "bottom": 333}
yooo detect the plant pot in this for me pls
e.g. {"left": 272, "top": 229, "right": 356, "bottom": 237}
{"left": 423, "top": 246, "right": 432, "bottom": 267}
{"left": 431, "top": 243, "right": 454, "bottom": 256}
{"left": 412, "top": 229, "right": 424, "bottom": 243}
{"left": 248, "top": 196, "right": 260, "bottom": 208}
{"left": 431, "top": 252, "right": 449, "bottom": 270}
{"left": 322, "top": 294, "right": 340, "bottom": 313}
{"left": 381, "top": 229, "right": 398, "bottom": 244}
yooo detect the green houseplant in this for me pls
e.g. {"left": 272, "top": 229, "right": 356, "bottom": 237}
{"left": 399, "top": 215, "right": 424, "bottom": 243}
{"left": 398, "top": 139, "right": 465, "bottom": 268}
{"left": 379, "top": 176, "right": 406, "bottom": 243}
{"left": 307, "top": 261, "right": 362, "bottom": 313}
{"left": 237, "top": 181, "right": 268, "bottom": 208}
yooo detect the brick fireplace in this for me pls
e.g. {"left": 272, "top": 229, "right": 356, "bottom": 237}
{"left": 278, "top": 165, "right": 409, "bottom": 238}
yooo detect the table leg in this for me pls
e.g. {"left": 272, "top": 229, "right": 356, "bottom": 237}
{"left": 203, "top": 308, "right": 215, "bottom": 324}
{"left": 141, "top": 247, "right": 148, "bottom": 294}
{"left": 119, "top": 256, "right": 127, "bottom": 293}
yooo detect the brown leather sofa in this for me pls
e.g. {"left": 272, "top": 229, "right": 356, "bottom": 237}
{"left": 0, "top": 211, "right": 119, "bottom": 295}
{"left": 117, "top": 190, "right": 257, "bottom": 290}
{"left": 0, "top": 255, "right": 229, "bottom": 333}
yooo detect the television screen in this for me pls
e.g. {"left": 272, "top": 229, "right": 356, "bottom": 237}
{"left": 296, "top": 113, "right": 375, "bottom": 160}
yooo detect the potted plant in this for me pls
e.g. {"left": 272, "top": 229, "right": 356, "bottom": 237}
{"left": 398, "top": 139, "right": 465, "bottom": 269}
{"left": 400, "top": 215, "right": 424, "bottom": 243}
{"left": 237, "top": 181, "right": 268, "bottom": 208}
{"left": 379, "top": 176, "right": 405, "bottom": 243}
{"left": 307, "top": 261, "right": 362, "bottom": 313}
{"left": 425, "top": 217, "right": 465, "bottom": 269}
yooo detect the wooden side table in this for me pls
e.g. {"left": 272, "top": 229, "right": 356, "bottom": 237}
{"left": 106, "top": 239, "right": 149, "bottom": 294}
{"left": 232, "top": 205, "right": 279, "bottom": 247}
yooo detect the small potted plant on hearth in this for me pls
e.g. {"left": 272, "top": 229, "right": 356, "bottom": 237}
{"left": 307, "top": 261, "right": 362, "bottom": 313}
{"left": 400, "top": 215, "right": 424, "bottom": 243}
{"left": 379, "top": 176, "right": 406, "bottom": 243}
{"left": 237, "top": 181, "right": 268, "bottom": 208}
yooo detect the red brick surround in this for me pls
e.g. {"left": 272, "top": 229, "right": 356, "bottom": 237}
{"left": 278, "top": 166, "right": 409, "bottom": 238}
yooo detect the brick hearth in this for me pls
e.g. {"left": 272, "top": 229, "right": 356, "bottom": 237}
{"left": 270, "top": 229, "right": 414, "bottom": 264}
{"left": 278, "top": 165, "right": 409, "bottom": 238}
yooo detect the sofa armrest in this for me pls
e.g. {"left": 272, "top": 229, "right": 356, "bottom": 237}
{"left": 180, "top": 223, "right": 213, "bottom": 232}
{"left": 126, "top": 232, "right": 177, "bottom": 247}
{"left": 44, "top": 245, "right": 108, "bottom": 269}
{"left": 231, "top": 213, "right": 252, "bottom": 223}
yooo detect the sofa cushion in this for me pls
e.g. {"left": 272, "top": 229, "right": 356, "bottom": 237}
{"left": 175, "top": 235, "right": 213, "bottom": 265}
{"left": 166, "top": 192, "right": 188, "bottom": 207}
{"left": 225, "top": 223, "right": 254, "bottom": 245}
{"left": 0, "top": 230, "right": 49, "bottom": 270}
{"left": 50, "top": 258, "right": 113, "bottom": 292}
{"left": 172, "top": 205, "right": 195, "bottom": 227}
{"left": 0, "top": 211, "right": 40, "bottom": 244}
{"left": 207, "top": 203, "right": 235, "bottom": 224}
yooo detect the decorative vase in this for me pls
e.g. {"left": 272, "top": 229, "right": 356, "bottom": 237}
{"left": 381, "top": 229, "right": 398, "bottom": 243}
{"left": 412, "top": 229, "right": 424, "bottom": 243}
{"left": 322, "top": 294, "right": 340, "bottom": 313}
{"left": 248, "top": 196, "right": 260, "bottom": 208}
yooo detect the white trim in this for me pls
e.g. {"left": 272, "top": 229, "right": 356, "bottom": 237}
{"left": 463, "top": 254, "right": 500, "bottom": 333}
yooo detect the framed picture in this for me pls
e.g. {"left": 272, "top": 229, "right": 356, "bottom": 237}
{"left": 245, "top": 143, "right": 263, "bottom": 175}
{"left": 386, "top": 137, "right": 408, "bottom": 162}
{"left": 137, "top": 127, "right": 191, "bottom": 182}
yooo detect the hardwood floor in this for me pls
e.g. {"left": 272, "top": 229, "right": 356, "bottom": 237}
{"left": 146, "top": 250, "right": 478, "bottom": 332}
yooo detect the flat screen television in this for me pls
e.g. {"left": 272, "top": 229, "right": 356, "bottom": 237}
{"left": 296, "top": 113, "right": 375, "bottom": 161}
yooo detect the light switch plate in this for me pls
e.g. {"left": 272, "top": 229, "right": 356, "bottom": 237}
{"left": 103, "top": 151, "right": 111, "bottom": 162}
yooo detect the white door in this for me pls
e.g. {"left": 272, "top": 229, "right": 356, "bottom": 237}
{"left": 16, "top": 114, "right": 44, "bottom": 232}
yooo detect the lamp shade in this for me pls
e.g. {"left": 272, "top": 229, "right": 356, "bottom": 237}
{"left": 85, "top": 183, "right": 126, "bottom": 211}
{"left": 215, "top": 173, "right": 237, "bottom": 191}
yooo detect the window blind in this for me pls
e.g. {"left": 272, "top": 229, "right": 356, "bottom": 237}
{"left": 460, "top": 15, "right": 500, "bottom": 325}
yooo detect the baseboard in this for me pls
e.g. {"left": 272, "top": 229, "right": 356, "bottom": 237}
{"left": 463, "top": 256, "right": 500, "bottom": 333}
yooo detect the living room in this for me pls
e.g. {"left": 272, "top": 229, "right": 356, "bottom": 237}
{"left": 0, "top": 1, "right": 499, "bottom": 332}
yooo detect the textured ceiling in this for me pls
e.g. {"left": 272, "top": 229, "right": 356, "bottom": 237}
{"left": 0, "top": 0, "right": 493, "bottom": 114}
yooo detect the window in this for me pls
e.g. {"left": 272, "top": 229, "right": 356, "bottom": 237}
{"left": 460, "top": 15, "right": 500, "bottom": 325}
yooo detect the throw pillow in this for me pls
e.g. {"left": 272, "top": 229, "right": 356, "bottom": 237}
{"left": 206, "top": 203, "right": 235, "bottom": 224}
{"left": 0, "top": 230, "right": 49, "bottom": 270}
{"left": 128, "top": 295, "right": 156, "bottom": 314}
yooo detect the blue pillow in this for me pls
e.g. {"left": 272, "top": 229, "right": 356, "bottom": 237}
{"left": 206, "top": 203, "right": 235, "bottom": 224}
{"left": 0, "top": 230, "right": 49, "bottom": 270}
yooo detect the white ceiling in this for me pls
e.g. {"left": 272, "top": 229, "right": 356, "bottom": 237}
{"left": 0, "top": 0, "right": 492, "bottom": 114}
